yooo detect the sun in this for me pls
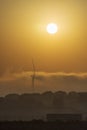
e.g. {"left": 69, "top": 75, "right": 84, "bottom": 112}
{"left": 47, "top": 23, "right": 58, "bottom": 34}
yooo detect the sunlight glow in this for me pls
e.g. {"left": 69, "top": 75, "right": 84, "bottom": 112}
{"left": 47, "top": 23, "right": 58, "bottom": 34}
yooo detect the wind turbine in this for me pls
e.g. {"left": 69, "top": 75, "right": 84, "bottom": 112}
{"left": 31, "top": 59, "right": 36, "bottom": 92}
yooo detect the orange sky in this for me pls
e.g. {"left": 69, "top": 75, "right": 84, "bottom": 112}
{"left": 0, "top": 0, "right": 87, "bottom": 95}
{"left": 0, "top": 0, "right": 87, "bottom": 74}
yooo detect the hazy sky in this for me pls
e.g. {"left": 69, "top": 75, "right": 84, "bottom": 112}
{"left": 0, "top": 0, "right": 87, "bottom": 95}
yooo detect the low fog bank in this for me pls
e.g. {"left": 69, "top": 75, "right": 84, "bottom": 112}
{"left": 1, "top": 72, "right": 87, "bottom": 96}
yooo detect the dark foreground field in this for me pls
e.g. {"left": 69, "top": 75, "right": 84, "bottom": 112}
{"left": 0, "top": 121, "right": 87, "bottom": 130}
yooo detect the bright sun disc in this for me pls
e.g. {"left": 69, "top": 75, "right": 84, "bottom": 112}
{"left": 47, "top": 23, "right": 58, "bottom": 34}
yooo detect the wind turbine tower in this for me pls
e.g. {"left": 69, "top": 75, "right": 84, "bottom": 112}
{"left": 32, "top": 59, "right": 36, "bottom": 92}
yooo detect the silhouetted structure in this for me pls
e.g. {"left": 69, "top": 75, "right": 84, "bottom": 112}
{"left": 47, "top": 114, "right": 82, "bottom": 121}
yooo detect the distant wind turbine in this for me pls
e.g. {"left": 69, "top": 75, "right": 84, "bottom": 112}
{"left": 31, "top": 59, "right": 36, "bottom": 92}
